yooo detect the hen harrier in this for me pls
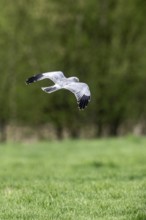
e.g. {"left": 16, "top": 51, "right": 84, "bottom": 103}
{"left": 26, "top": 71, "right": 91, "bottom": 110}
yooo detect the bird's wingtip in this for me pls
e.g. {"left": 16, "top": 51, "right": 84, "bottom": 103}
{"left": 25, "top": 79, "right": 30, "bottom": 85}
{"left": 78, "top": 95, "right": 90, "bottom": 110}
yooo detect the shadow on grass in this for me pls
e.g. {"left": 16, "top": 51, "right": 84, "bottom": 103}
{"left": 72, "top": 161, "right": 146, "bottom": 182}
{"left": 91, "top": 161, "right": 118, "bottom": 169}
{"left": 72, "top": 160, "right": 119, "bottom": 170}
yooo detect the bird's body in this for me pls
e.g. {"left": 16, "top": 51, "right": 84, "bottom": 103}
{"left": 26, "top": 71, "right": 91, "bottom": 109}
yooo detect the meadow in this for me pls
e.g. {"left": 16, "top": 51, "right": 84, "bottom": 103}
{"left": 0, "top": 136, "right": 146, "bottom": 220}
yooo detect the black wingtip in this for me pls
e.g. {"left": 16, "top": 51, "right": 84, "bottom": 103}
{"left": 25, "top": 76, "right": 36, "bottom": 85}
{"left": 78, "top": 95, "right": 90, "bottom": 110}
{"left": 25, "top": 73, "right": 43, "bottom": 85}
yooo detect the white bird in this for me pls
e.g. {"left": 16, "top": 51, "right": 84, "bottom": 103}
{"left": 26, "top": 71, "right": 91, "bottom": 110}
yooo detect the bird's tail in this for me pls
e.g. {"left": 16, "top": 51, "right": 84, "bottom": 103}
{"left": 41, "top": 85, "right": 61, "bottom": 93}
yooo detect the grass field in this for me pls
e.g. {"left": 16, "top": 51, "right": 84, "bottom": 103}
{"left": 0, "top": 136, "right": 146, "bottom": 220}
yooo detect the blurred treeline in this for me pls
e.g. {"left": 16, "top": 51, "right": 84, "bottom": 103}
{"left": 0, "top": 0, "right": 146, "bottom": 141}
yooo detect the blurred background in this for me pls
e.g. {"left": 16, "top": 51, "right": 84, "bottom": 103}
{"left": 0, "top": 0, "right": 146, "bottom": 142}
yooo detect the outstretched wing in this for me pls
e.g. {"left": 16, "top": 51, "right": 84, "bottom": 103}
{"left": 26, "top": 71, "right": 65, "bottom": 84}
{"left": 63, "top": 82, "right": 91, "bottom": 109}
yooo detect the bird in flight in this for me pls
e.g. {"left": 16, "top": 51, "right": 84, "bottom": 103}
{"left": 26, "top": 71, "right": 91, "bottom": 110}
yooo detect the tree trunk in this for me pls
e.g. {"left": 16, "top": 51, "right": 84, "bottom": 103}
{"left": 0, "top": 120, "right": 7, "bottom": 142}
{"left": 56, "top": 125, "right": 63, "bottom": 139}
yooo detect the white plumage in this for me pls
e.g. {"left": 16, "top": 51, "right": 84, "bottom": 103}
{"left": 26, "top": 71, "right": 91, "bottom": 109}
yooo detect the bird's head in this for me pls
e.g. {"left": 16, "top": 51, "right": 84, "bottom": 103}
{"left": 68, "top": 77, "right": 79, "bottom": 82}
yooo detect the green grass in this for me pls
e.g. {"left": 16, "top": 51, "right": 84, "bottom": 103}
{"left": 0, "top": 136, "right": 146, "bottom": 220}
